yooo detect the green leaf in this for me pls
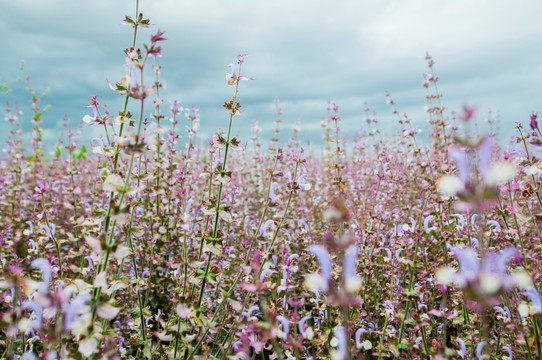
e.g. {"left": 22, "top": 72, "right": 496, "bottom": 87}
{"left": 72, "top": 145, "right": 87, "bottom": 160}
{"left": 54, "top": 144, "right": 62, "bottom": 158}
{"left": 123, "top": 15, "right": 136, "bottom": 25}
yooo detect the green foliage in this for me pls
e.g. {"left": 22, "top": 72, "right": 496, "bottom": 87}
{"left": 72, "top": 145, "right": 87, "bottom": 160}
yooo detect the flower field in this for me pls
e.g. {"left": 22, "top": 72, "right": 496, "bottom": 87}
{"left": 2, "top": 5, "right": 542, "bottom": 360}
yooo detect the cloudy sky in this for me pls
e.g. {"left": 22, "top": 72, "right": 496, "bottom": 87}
{"left": 1, "top": 0, "right": 541, "bottom": 152}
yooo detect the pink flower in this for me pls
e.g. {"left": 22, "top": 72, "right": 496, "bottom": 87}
{"left": 530, "top": 112, "right": 538, "bottom": 130}
{"left": 225, "top": 61, "right": 254, "bottom": 85}
{"left": 459, "top": 105, "right": 476, "bottom": 122}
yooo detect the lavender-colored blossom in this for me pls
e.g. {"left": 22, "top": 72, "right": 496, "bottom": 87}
{"left": 232, "top": 341, "right": 243, "bottom": 352}
{"left": 271, "top": 255, "right": 278, "bottom": 268}
{"left": 342, "top": 245, "right": 359, "bottom": 283}
{"left": 297, "top": 174, "right": 310, "bottom": 191}
{"left": 381, "top": 247, "right": 392, "bottom": 261}
{"left": 522, "top": 286, "right": 542, "bottom": 313}
{"left": 298, "top": 219, "right": 310, "bottom": 232}
{"left": 502, "top": 345, "right": 513, "bottom": 359}
{"left": 39, "top": 224, "right": 55, "bottom": 240}
{"left": 407, "top": 217, "right": 416, "bottom": 231}
{"left": 451, "top": 213, "right": 465, "bottom": 230}
{"left": 287, "top": 253, "right": 299, "bottom": 263}
{"left": 355, "top": 327, "right": 368, "bottom": 347}
{"left": 25, "top": 221, "right": 33, "bottom": 233}
{"left": 312, "top": 290, "right": 320, "bottom": 303}
{"left": 259, "top": 269, "right": 274, "bottom": 283}
{"left": 84, "top": 256, "right": 93, "bottom": 271}
{"left": 482, "top": 247, "right": 517, "bottom": 280}
{"left": 447, "top": 246, "right": 518, "bottom": 293}
{"left": 307, "top": 245, "right": 332, "bottom": 280}
{"left": 64, "top": 293, "right": 91, "bottom": 330}
{"left": 476, "top": 341, "right": 488, "bottom": 359}
{"left": 31, "top": 258, "right": 51, "bottom": 293}
{"left": 449, "top": 147, "right": 470, "bottom": 183}
{"left": 494, "top": 306, "right": 511, "bottom": 319}
{"left": 28, "top": 239, "right": 39, "bottom": 251}
{"left": 269, "top": 182, "right": 279, "bottom": 203}
{"left": 487, "top": 220, "right": 502, "bottom": 232}
{"left": 451, "top": 247, "right": 480, "bottom": 282}
{"left": 395, "top": 249, "right": 404, "bottom": 262}
{"left": 276, "top": 315, "right": 289, "bottom": 338}
{"left": 21, "top": 300, "right": 42, "bottom": 329}
{"left": 21, "top": 352, "right": 37, "bottom": 360}
{"left": 244, "top": 305, "right": 259, "bottom": 318}
{"left": 259, "top": 220, "right": 276, "bottom": 238}
{"left": 46, "top": 351, "right": 58, "bottom": 360}
{"left": 456, "top": 338, "right": 467, "bottom": 358}
{"left": 91, "top": 137, "right": 107, "bottom": 147}
{"left": 477, "top": 138, "right": 494, "bottom": 180}
{"left": 382, "top": 300, "right": 395, "bottom": 313}
{"left": 332, "top": 326, "right": 347, "bottom": 360}
{"left": 423, "top": 215, "right": 435, "bottom": 233}
{"left": 298, "top": 315, "right": 312, "bottom": 336}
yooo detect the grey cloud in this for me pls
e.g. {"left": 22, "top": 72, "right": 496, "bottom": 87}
{"left": 1, "top": 0, "right": 542, "bottom": 150}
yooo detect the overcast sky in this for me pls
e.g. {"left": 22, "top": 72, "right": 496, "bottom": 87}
{"left": 1, "top": 0, "right": 541, "bottom": 152}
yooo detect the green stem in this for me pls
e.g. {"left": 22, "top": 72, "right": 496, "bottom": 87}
{"left": 196, "top": 62, "right": 243, "bottom": 311}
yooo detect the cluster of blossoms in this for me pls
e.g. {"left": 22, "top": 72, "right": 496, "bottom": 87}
{"left": 2, "top": 5, "right": 542, "bottom": 359}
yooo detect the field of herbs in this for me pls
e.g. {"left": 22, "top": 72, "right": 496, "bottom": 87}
{"left": 2, "top": 4, "right": 542, "bottom": 360}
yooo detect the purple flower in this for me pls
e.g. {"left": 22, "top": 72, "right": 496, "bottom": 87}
{"left": 423, "top": 215, "right": 435, "bottom": 233}
{"left": 169, "top": 100, "right": 182, "bottom": 117}
{"left": 456, "top": 338, "right": 467, "bottom": 358}
{"left": 530, "top": 112, "right": 538, "bottom": 130}
{"left": 268, "top": 182, "right": 280, "bottom": 204}
{"left": 436, "top": 246, "right": 521, "bottom": 300}
{"left": 64, "top": 293, "right": 91, "bottom": 330}
{"left": 451, "top": 247, "right": 480, "bottom": 283}
{"left": 355, "top": 327, "right": 368, "bottom": 348}
{"left": 306, "top": 245, "right": 332, "bottom": 292}
{"left": 21, "top": 352, "right": 37, "bottom": 360}
{"left": 502, "top": 345, "right": 513, "bottom": 359}
{"left": 259, "top": 269, "right": 274, "bottom": 283}
{"left": 298, "top": 315, "right": 312, "bottom": 337}
{"left": 487, "top": 220, "right": 502, "bottom": 232}
{"left": 343, "top": 245, "right": 361, "bottom": 292}
{"left": 21, "top": 300, "right": 43, "bottom": 330}
{"left": 31, "top": 258, "right": 51, "bottom": 293}
{"left": 276, "top": 315, "right": 289, "bottom": 339}
{"left": 476, "top": 341, "right": 488, "bottom": 359}
{"left": 437, "top": 137, "right": 517, "bottom": 207}
{"left": 522, "top": 286, "right": 542, "bottom": 313}
{"left": 46, "top": 351, "right": 58, "bottom": 360}
{"left": 332, "top": 326, "right": 347, "bottom": 360}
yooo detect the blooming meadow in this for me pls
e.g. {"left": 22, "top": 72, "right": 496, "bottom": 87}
{"left": 2, "top": 4, "right": 542, "bottom": 360}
